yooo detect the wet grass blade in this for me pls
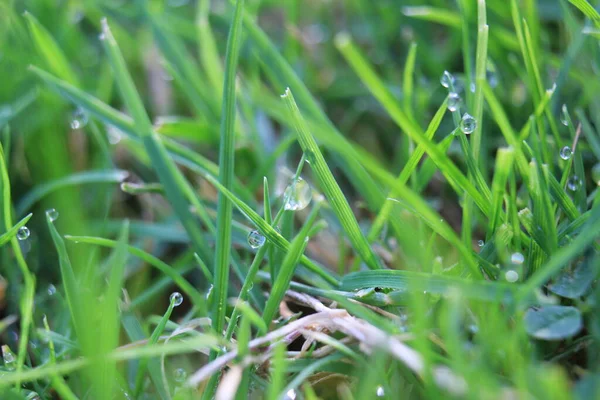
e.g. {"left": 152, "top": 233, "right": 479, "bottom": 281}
{"left": 335, "top": 34, "right": 490, "bottom": 217}
{"left": 99, "top": 19, "right": 213, "bottom": 265}
{"left": 0, "top": 141, "right": 35, "bottom": 379}
{"left": 65, "top": 236, "right": 206, "bottom": 309}
{"left": 262, "top": 203, "right": 320, "bottom": 326}
{"left": 0, "top": 213, "right": 32, "bottom": 246}
{"left": 282, "top": 88, "right": 384, "bottom": 270}
{"left": 340, "top": 270, "right": 517, "bottom": 303}
{"left": 213, "top": 0, "right": 245, "bottom": 338}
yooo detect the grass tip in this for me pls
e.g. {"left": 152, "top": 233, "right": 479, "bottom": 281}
{"left": 280, "top": 87, "right": 292, "bottom": 98}
{"left": 334, "top": 32, "right": 351, "bottom": 47}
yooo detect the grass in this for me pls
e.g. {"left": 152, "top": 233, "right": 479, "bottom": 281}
{"left": 1, "top": 0, "right": 600, "bottom": 399}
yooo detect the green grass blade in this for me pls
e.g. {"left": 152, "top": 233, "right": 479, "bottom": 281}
{"left": 262, "top": 203, "right": 320, "bottom": 326}
{"left": 282, "top": 88, "right": 384, "bottom": 270}
{"left": 65, "top": 235, "right": 206, "bottom": 308}
{"left": 24, "top": 12, "right": 78, "bottom": 85}
{"left": 99, "top": 19, "right": 213, "bottom": 265}
{"left": 340, "top": 270, "right": 517, "bottom": 303}
{"left": 568, "top": 0, "right": 600, "bottom": 27}
{"left": 213, "top": 0, "right": 245, "bottom": 338}
{"left": 519, "top": 205, "right": 600, "bottom": 301}
{"left": 1, "top": 141, "right": 35, "bottom": 380}
{"left": 335, "top": 34, "right": 491, "bottom": 217}
{"left": 16, "top": 170, "right": 128, "bottom": 216}
{"left": 28, "top": 65, "right": 253, "bottom": 203}
{"left": 0, "top": 213, "right": 32, "bottom": 246}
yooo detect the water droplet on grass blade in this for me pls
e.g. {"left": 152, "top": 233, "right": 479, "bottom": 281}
{"left": 448, "top": 92, "right": 460, "bottom": 112}
{"left": 567, "top": 175, "right": 581, "bottom": 191}
{"left": 174, "top": 368, "right": 187, "bottom": 382}
{"left": 511, "top": 252, "right": 524, "bottom": 265}
{"left": 283, "top": 178, "right": 312, "bottom": 211}
{"left": 460, "top": 113, "right": 476, "bottom": 134}
{"left": 284, "top": 389, "right": 297, "bottom": 400}
{"left": 17, "top": 226, "right": 30, "bottom": 240}
{"left": 440, "top": 71, "right": 454, "bottom": 88}
{"left": 46, "top": 208, "right": 59, "bottom": 222}
{"left": 70, "top": 107, "right": 88, "bottom": 129}
{"left": 505, "top": 270, "right": 519, "bottom": 282}
{"left": 560, "top": 104, "right": 569, "bottom": 126}
{"left": 486, "top": 70, "right": 498, "bottom": 88}
{"left": 2, "top": 345, "right": 16, "bottom": 370}
{"left": 559, "top": 146, "right": 572, "bottom": 160}
{"left": 592, "top": 163, "right": 600, "bottom": 185}
{"left": 477, "top": 240, "right": 484, "bottom": 247}
{"left": 170, "top": 292, "right": 183, "bottom": 307}
{"left": 376, "top": 386, "right": 385, "bottom": 397}
{"left": 47, "top": 284, "right": 56, "bottom": 296}
{"left": 247, "top": 230, "right": 265, "bottom": 249}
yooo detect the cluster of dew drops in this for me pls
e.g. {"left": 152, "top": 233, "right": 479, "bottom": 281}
{"left": 247, "top": 177, "right": 312, "bottom": 249}
{"left": 440, "top": 71, "right": 477, "bottom": 135}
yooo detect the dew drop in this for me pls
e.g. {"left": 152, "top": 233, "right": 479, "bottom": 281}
{"left": 47, "top": 284, "right": 56, "bottom": 296}
{"left": 376, "top": 386, "right": 385, "bottom": 397}
{"left": 592, "top": 163, "right": 600, "bottom": 186}
{"left": 448, "top": 92, "right": 460, "bottom": 112}
{"left": 70, "top": 107, "right": 88, "bottom": 129}
{"left": 17, "top": 226, "right": 30, "bottom": 241}
{"left": 284, "top": 389, "right": 297, "bottom": 400}
{"left": 560, "top": 104, "right": 569, "bottom": 126}
{"left": 170, "top": 292, "right": 183, "bottom": 307}
{"left": 567, "top": 175, "right": 581, "bottom": 192}
{"left": 2, "top": 345, "right": 16, "bottom": 371}
{"left": 559, "top": 146, "right": 572, "bottom": 161}
{"left": 459, "top": 113, "right": 477, "bottom": 134}
{"left": 510, "top": 252, "right": 524, "bottom": 265}
{"left": 505, "top": 270, "right": 519, "bottom": 283}
{"left": 486, "top": 70, "right": 498, "bottom": 88}
{"left": 283, "top": 178, "right": 312, "bottom": 211}
{"left": 477, "top": 240, "right": 484, "bottom": 247}
{"left": 174, "top": 368, "right": 187, "bottom": 383}
{"left": 247, "top": 230, "right": 266, "bottom": 249}
{"left": 107, "top": 125, "right": 123, "bottom": 144}
{"left": 440, "top": 71, "right": 454, "bottom": 88}
{"left": 46, "top": 208, "right": 59, "bottom": 222}
{"left": 469, "top": 82, "right": 476, "bottom": 93}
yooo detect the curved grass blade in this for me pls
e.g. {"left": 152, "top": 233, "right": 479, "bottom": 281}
{"left": 65, "top": 235, "right": 206, "bottom": 308}
{"left": 0, "top": 140, "right": 35, "bottom": 381}
{"left": 24, "top": 12, "right": 78, "bottom": 85}
{"left": 282, "top": 88, "right": 384, "bottom": 270}
{"left": 100, "top": 19, "right": 213, "bottom": 265}
{"left": 16, "top": 170, "right": 129, "bottom": 215}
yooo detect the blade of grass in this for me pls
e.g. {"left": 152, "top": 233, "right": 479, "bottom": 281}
{"left": 64, "top": 235, "right": 206, "bottom": 308}
{"left": 16, "top": 169, "right": 129, "bottom": 215}
{"left": 262, "top": 202, "right": 320, "bottom": 326}
{"left": 133, "top": 296, "right": 178, "bottom": 398}
{"left": 99, "top": 18, "right": 213, "bottom": 265}
{"left": 213, "top": 0, "right": 245, "bottom": 339}
{"left": 1, "top": 140, "right": 35, "bottom": 382}
{"left": 282, "top": 88, "right": 384, "bottom": 270}
{"left": 0, "top": 213, "right": 32, "bottom": 246}
{"left": 24, "top": 11, "right": 78, "bottom": 85}
{"left": 335, "top": 34, "right": 491, "bottom": 217}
